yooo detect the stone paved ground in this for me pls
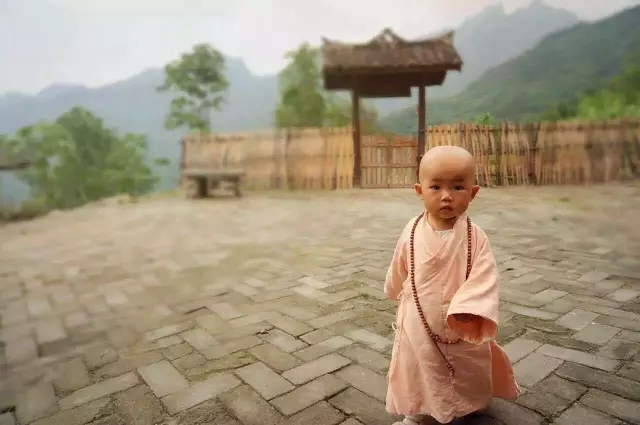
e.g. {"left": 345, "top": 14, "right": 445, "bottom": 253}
{"left": 1, "top": 184, "right": 640, "bottom": 425}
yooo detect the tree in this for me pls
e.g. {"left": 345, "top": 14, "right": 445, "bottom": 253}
{"left": 275, "top": 43, "right": 326, "bottom": 128}
{"left": 275, "top": 42, "right": 381, "bottom": 132}
{"left": 11, "top": 107, "right": 164, "bottom": 210}
{"left": 157, "top": 43, "right": 229, "bottom": 132}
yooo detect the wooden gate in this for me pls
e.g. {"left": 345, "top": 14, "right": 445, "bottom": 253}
{"left": 361, "top": 135, "right": 417, "bottom": 188}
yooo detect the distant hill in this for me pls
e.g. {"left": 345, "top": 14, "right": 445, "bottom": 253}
{"left": 382, "top": 4, "right": 640, "bottom": 133}
{"left": 0, "top": 2, "right": 581, "bottom": 200}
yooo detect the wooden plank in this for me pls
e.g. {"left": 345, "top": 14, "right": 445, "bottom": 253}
{"left": 361, "top": 136, "right": 389, "bottom": 188}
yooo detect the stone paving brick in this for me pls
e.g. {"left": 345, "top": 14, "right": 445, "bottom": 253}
{"left": 248, "top": 343, "right": 302, "bottom": 371}
{"left": 59, "top": 372, "right": 139, "bottom": 410}
{"left": 345, "top": 329, "right": 392, "bottom": 352}
{"left": 143, "top": 321, "right": 194, "bottom": 341}
{"left": 64, "top": 311, "right": 90, "bottom": 329}
{"left": 340, "top": 345, "right": 390, "bottom": 373}
{"left": 200, "top": 335, "right": 262, "bottom": 360}
{"left": 535, "top": 374, "right": 587, "bottom": 401}
{"left": 162, "top": 342, "right": 193, "bottom": 360}
{"left": 607, "top": 287, "right": 639, "bottom": 303}
{"left": 537, "top": 344, "right": 620, "bottom": 372}
{"left": 219, "top": 384, "right": 284, "bottom": 425}
{"left": 282, "top": 354, "right": 352, "bottom": 385}
{"left": 485, "top": 399, "right": 546, "bottom": 425}
{"left": 94, "top": 350, "right": 164, "bottom": 378}
{"left": 138, "top": 360, "right": 189, "bottom": 397}
{"left": 574, "top": 323, "right": 621, "bottom": 345}
{"left": 53, "top": 357, "right": 91, "bottom": 393}
{"left": 180, "top": 327, "right": 218, "bottom": 351}
{"left": 513, "top": 352, "right": 564, "bottom": 387}
{"left": 230, "top": 311, "right": 280, "bottom": 328}
{"left": 308, "top": 311, "right": 356, "bottom": 328}
{"left": 83, "top": 342, "right": 118, "bottom": 370}
{"left": 261, "top": 328, "right": 307, "bottom": 353}
{"left": 578, "top": 270, "right": 610, "bottom": 283}
{"left": 504, "top": 338, "right": 542, "bottom": 363}
{"left": 30, "top": 397, "right": 111, "bottom": 425}
{"left": 279, "top": 306, "right": 318, "bottom": 320}
{"left": 300, "top": 328, "right": 337, "bottom": 345}
{"left": 173, "top": 352, "right": 207, "bottom": 371}
{"left": 107, "top": 327, "right": 138, "bottom": 349}
{"left": 161, "top": 373, "right": 241, "bottom": 414}
{"left": 509, "top": 304, "right": 563, "bottom": 321}
{"left": 554, "top": 362, "right": 640, "bottom": 402}
{"left": 294, "top": 336, "right": 353, "bottom": 361}
{"left": 270, "top": 373, "right": 348, "bottom": 415}
{"left": 552, "top": 404, "right": 621, "bottom": 425}
{"left": 319, "top": 290, "right": 360, "bottom": 305}
{"left": 598, "top": 338, "right": 639, "bottom": 359}
{"left": 208, "top": 302, "right": 243, "bottom": 320}
{"left": 15, "top": 382, "right": 58, "bottom": 424}
{"left": 530, "top": 289, "right": 568, "bottom": 304}
{"left": 516, "top": 387, "right": 573, "bottom": 417}
{"left": 617, "top": 361, "right": 640, "bottom": 381}
{"left": 36, "top": 318, "right": 67, "bottom": 344}
{"left": 298, "top": 276, "right": 330, "bottom": 289}
{"left": 235, "top": 361, "right": 295, "bottom": 399}
{"left": 114, "top": 385, "right": 165, "bottom": 425}
{"left": 280, "top": 401, "right": 345, "bottom": 425}
{"left": 580, "top": 389, "right": 640, "bottom": 424}
{"left": 267, "top": 314, "right": 314, "bottom": 336}
{"left": 5, "top": 336, "right": 38, "bottom": 364}
{"left": 0, "top": 413, "right": 15, "bottom": 425}
{"left": 27, "top": 297, "right": 53, "bottom": 317}
{"left": 329, "top": 388, "right": 394, "bottom": 425}
{"left": 335, "top": 364, "right": 387, "bottom": 402}
{"left": 596, "top": 315, "right": 640, "bottom": 332}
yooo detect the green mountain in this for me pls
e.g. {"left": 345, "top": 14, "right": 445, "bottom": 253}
{"left": 382, "top": 4, "right": 640, "bottom": 133}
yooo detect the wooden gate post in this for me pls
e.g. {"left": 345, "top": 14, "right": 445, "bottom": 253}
{"left": 416, "top": 85, "right": 427, "bottom": 182}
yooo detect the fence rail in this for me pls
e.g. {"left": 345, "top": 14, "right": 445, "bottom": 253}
{"left": 180, "top": 119, "right": 640, "bottom": 191}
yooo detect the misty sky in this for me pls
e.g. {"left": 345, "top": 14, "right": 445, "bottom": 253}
{"left": 1, "top": 0, "right": 639, "bottom": 94}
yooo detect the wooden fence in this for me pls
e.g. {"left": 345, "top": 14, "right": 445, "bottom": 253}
{"left": 428, "top": 119, "right": 640, "bottom": 186}
{"left": 180, "top": 119, "right": 640, "bottom": 191}
{"left": 180, "top": 127, "right": 354, "bottom": 190}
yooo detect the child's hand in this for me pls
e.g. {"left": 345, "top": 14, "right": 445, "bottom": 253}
{"left": 454, "top": 313, "right": 474, "bottom": 323}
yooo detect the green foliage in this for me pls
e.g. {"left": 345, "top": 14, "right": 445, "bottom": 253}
{"left": 157, "top": 43, "right": 229, "bottom": 132}
{"left": 274, "top": 43, "right": 381, "bottom": 132}
{"left": 473, "top": 113, "right": 495, "bottom": 125}
{"left": 543, "top": 55, "right": 640, "bottom": 120}
{"left": 381, "top": 5, "right": 640, "bottom": 132}
{"left": 4, "top": 106, "right": 166, "bottom": 212}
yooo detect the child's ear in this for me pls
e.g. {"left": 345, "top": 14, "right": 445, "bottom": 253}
{"left": 470, "top": 185, "right": 480, "bottom": 200}
{"left": 414, "top": 183, "right": 423, "bottom": 197}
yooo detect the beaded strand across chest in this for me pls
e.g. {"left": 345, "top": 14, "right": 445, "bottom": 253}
{"left": 408, "top": 212, "right": 473, "bottom": 377}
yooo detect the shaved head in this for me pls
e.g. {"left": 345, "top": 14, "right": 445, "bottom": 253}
{"left": 419, "top": 145, "right": 476, "bottom": 183}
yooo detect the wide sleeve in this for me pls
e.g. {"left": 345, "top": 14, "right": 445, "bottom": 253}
{"left": 446, "top": 226, "right": 499, "bottom": 344}
{"left": 383, "top": 227, "right": 409, "bottom": 301}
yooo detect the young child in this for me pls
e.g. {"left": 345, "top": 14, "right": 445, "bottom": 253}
{"left": 384, "top": 146, "right": 520, "bottom": 425}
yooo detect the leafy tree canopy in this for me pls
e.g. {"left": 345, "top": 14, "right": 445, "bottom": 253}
{"left": 1, "top": 106, "right": 166, "bottom": 212}
{"left": 275, "top": 43, "right": 381, "bottom": 132}
{"left": 157, "top": 43, "right": 229, "bottom": 132}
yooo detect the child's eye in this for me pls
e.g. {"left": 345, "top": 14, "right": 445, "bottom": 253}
{"left": 454, "top": 186, "right": 465, "bottom": 191}
{"left": 430, "top": 185, "right": 440, "bottom": 190}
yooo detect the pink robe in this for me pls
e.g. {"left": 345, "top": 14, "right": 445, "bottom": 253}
{"left": 384, "top": 213, "right": 520, "bottom": 423}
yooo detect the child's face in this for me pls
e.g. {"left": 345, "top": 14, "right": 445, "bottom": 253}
{"left": 414, "top": 161, "right": 479, "bottom": 222}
